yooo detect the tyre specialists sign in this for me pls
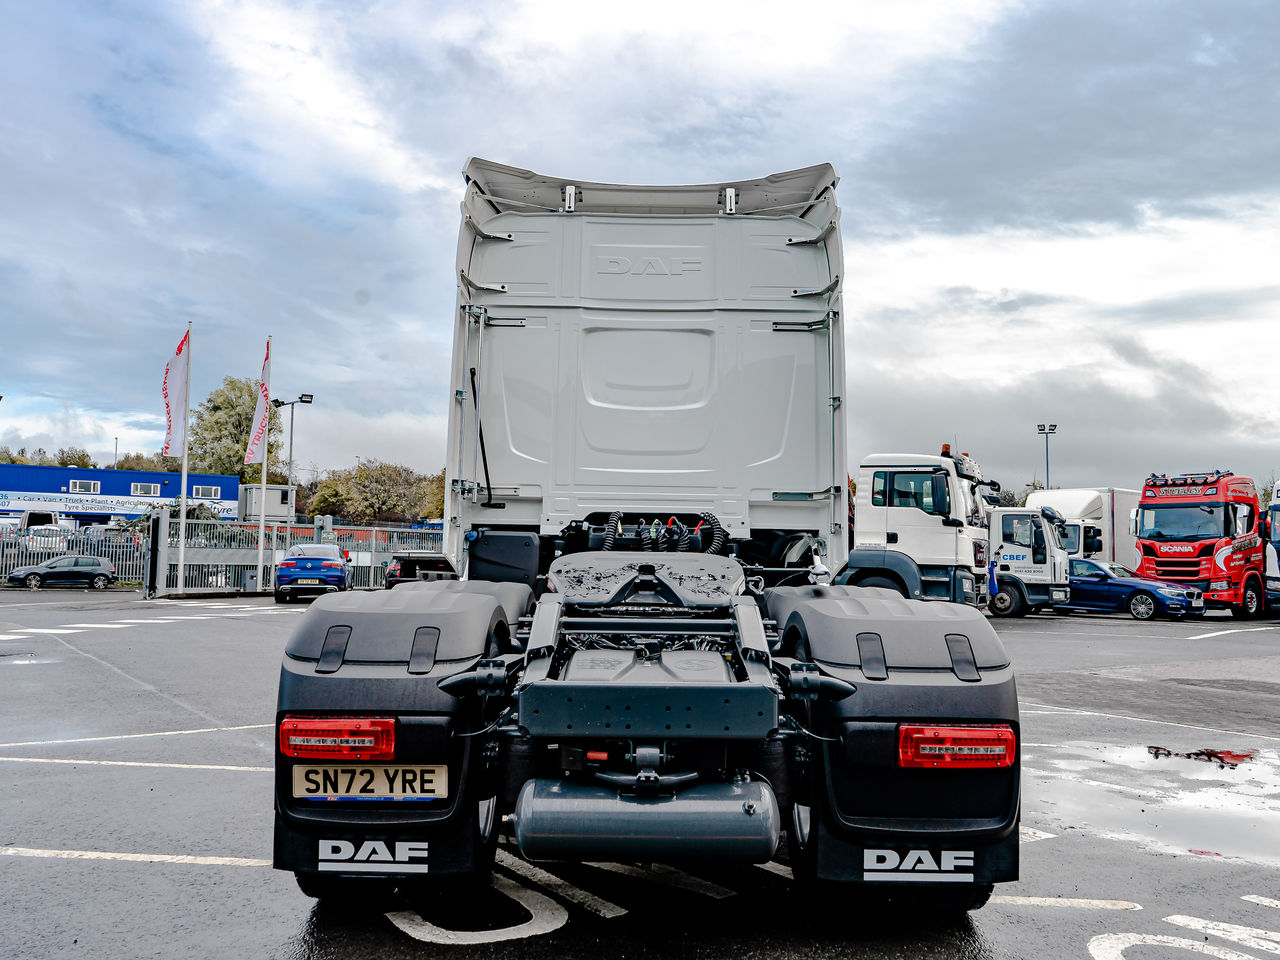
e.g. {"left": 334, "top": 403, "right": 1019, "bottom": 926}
{"left": 0, "top": 489, "right": 238, "bottom": 519}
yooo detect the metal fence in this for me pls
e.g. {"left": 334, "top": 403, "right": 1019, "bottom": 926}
{"left": 148, "top": 515, "right": 444, "bottom": 596}
{"left": 0, "top": 529, "right": 148, "bottom": 585}
{"left": 0, "top": 516, "right": 443, "bottom": 596}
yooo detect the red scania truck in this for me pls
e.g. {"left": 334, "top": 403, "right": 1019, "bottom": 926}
{"left": 1133, "top": 470, "right": 1265, "bottom": 617}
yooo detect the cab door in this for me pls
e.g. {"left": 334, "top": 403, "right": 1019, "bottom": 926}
{"left": 882, "top": 468, "right": 957, "bottom": 567}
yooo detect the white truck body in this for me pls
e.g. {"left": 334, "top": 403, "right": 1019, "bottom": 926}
{"left": 1024, "top": 487, "right": 1139, "bottom": 565}
{"left": 847, "top": 450, "right": 991, "bottom": 605}
{"left": 445, "top": 158, "right": 846, "bottom": 574}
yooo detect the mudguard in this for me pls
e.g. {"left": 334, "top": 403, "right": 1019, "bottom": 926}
{"left": 273, "top": 582, "right": 532, "bottom": 880}
{"left": 839, "top": 549, "right": 926, "bottom": 598}
{"left": 765, "top": 585, "right": 1019, "bottom": 885}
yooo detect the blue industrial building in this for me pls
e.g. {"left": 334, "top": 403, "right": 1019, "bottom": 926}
{"left": 0, "top": 463, "right": 240, "bottom": 525}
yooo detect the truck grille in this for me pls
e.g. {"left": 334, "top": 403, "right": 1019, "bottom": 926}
{"left": 1152, "top": 559, "right": 1207, "bottom": 579}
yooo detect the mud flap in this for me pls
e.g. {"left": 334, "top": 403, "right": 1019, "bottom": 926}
{"left": 814, "top": 819, "right": 1019, "bottom": 885}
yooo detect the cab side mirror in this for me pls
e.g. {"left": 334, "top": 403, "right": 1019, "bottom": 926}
{"left": 930, "top": 471, "right": 951, "bottom": 518}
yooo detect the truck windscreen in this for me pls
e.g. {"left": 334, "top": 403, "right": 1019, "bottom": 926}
{"left": 1137, "top": 503, "right": 1227, "bottom": 541}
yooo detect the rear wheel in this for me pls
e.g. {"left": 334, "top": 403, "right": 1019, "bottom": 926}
{"left": 1232, "top": 579, "right": 1262, "bottom": 619}
{"left": 858, "top": 576, "right": 907, "bottom": 597}
{"left": 989, "top": 584, "right": 1023, "bottom": 617}
{"left": 274, "top": 592, "right": 287, "bottom": 604}
{"left": 1128, "top": 592, "right": 1156, "bottom": 620}
{"left": 91, "top": 575, "right": 109, "bottom": 590}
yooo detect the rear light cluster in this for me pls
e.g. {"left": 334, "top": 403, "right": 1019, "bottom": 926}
{"left": 321, "top": 560, "right": 343, "bottom": 568}
{"left": 279, "top": 560, "right": 296, "bottom": 568}
{"left": 279, "top": 716, "right": 395, "bottom": 761}
{"left": 898, "top": 724, "right": 1016, "bottom": 769}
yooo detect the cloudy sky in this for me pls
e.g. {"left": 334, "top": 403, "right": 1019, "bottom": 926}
{"left": 3, "top": 0, "right": 1278, "bottom": 493}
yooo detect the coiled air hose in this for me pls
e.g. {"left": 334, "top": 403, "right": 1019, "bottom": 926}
{"left": 602, "top": 511, "right": 622, "bottom": 551}
{"left": 698, "top": 512, "right": 727, "bottom": 554}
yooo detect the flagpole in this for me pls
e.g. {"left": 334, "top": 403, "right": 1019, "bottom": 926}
{"left": 256, "top": 337, "right": 271, "bottom": 591}
{"left": 177, "top": 322, "right": 192, "bottom": 593}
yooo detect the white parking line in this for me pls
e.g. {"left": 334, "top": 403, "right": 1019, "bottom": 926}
{"left": 1244, "top": 896, "right": 1280, "bottom": 910}
{"left": 13, "top": 628, "right": 86, "bottom": 634}
{"left": 0, "top": 633, "right": 29, "bottom": 640}
{"left": 0, "top": 847, "right": 270, "bottom": 867}
{"left": 60, "top": 623, "right": 129, "bottom": 629}
{"left": 386, "top": 874, "right": 568, "bottom": 944}
{"left": 0, "top": 722, "right": 271, "bottom": 748}
{"left": 583, "top": 862, "right": 735, "bottom": 899}
{"left": 1020, "top": 827, "right": 1057, "bottom": 843}
{"left": 1186, "top": 627, "right": 1277, "bottom": 640}
{"left": 992, "top": 896, "right": 1140, "bottom": 910}
{"left": 0, "top": 756, "right": 271, "bottom": 772}
{"left": 496, "top": 850, "right": 627, "bottom": 918}
{"left": 755, "top": 861, "right": 793, "bottom": 879}
{"left": 1021, "top": 701, "right": 1280, "bottom": 743}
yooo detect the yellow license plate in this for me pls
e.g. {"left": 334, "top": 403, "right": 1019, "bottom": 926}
{"left": 292, "top": 765, "right": 447, "bottom": 799}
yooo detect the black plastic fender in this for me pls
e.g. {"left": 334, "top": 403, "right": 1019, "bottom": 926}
{"left": 837, "top": 549, "right": 926, "bottom": 598}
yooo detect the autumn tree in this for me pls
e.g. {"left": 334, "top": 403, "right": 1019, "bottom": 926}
{"left": 188, "top": 376, "right": 282, "bottom": 482}
{"left": 57, "top": 446, "right": 96, "bottom": 467}
{"left": 112, "top": 451, "right": 169, "bottom": 471}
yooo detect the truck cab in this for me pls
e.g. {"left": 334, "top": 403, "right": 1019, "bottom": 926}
{"left": 1133, "top": 470, "right": 1265, "bottom": 618}
{"left": 843, "top": 446, "right": 994, "bottom": 606}
{"left": 986, "top": 506, "right": 1071, "bottom": 617}
{"left": 1024, "top": 487, "right": 1138, "bottom": 564}
{"left": 1264, "top": 482, "right": 1280, "bottom": 608}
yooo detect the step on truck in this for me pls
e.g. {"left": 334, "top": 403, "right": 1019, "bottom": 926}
{"left": 1133, "top": 470, "right": 1265, "bottom": 617}
{"left": 273, "top": 159, "right": 1020, "bottom": 915}
{"left": 846, "top": 446, "right": 999, "bottom": 606}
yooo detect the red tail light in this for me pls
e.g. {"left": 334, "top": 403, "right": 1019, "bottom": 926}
{"left": 898, "top": 724, "right": 1015, "bottom": 769}
{"left": 321, "top": 560, "right": 343, "bottom": 568}
{"left": 279, "top": 716, "right": 395, "bottom": 760}
{"left": 279, "top": 560, "right": 296, "bottom": 568}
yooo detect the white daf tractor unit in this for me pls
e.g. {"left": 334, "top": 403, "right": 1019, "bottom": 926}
{"left": 272, "top": 159, "right": 1021, "bottom": 917}
{"left": 845, "top": 446, "right": 999, "bottom": 607}
{"left": 1024, "top": 487, "right": 1139, "bottom": 564}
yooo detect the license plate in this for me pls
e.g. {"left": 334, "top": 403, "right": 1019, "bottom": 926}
{"left": 1192, "top": 600, "right": 1203, "bottom": 608}
{"left": 296, "top": 578, "right": 321, "bottom": 585}
{"left": 293, "top": 765, "right": 447, "bottom": 799}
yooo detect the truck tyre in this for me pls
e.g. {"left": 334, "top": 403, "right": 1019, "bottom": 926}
{"left": 989, "top": 584, "right": 1023, "bottom": 617}
{"left": 1128, "top": 592, "right": 1156, "bottom": 620}
{"left": 858, "top": 576, "right": 907, "bottom": 598}
{"left": 1232, "top": 578, "right": 1262, "bottom": 619}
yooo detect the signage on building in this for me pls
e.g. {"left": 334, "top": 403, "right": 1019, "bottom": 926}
{"left": 0, "top": 490, "right": 237, "bottom": 519}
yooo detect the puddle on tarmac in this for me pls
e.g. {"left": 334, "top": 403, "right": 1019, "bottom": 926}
{"left": 1022, "top": 742, "right": 1280, "bottom": 866}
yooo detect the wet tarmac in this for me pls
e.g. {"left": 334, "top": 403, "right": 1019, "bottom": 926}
{"left": 2, "top": 591, "right": 1280, "bottom": 959}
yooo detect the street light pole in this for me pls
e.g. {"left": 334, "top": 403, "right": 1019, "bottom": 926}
{"left": 271, "top": 394, "right": 313, "bottom": 520}
{"left": 1037, "top": 423, "right": 1058, "bottom": 490}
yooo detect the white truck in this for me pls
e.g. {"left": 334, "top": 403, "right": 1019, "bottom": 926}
{"left": 1024, "top": 487, "right": 1139, "bottom": 564}
{"left": 273, "top": 159, "right": 1021, "bottom": 915}
{"left": 846, "top": 446, "right": 997, "bottom": 606}
{"left": 985, "top": 505, "right": 1071, "bottom": 617}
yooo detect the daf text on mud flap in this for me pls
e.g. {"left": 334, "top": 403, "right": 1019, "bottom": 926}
{"left": 863, "top": 849, "right": 975, "bottom": 882}
{"left": 319, "top": 840, "right": 430, "bottom": 873}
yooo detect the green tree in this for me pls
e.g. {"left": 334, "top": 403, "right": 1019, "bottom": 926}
{"left": 188, "top": 376, "right": 282, "bottom": 482}
{"left": 112, "top": 451, "right": 169, "bottom": 471}
{"left": 57, "top": 446, "right": 96, "bottom": 467}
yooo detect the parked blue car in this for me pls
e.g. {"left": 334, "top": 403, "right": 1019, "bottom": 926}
{"left": 274, "top": 544, "right": 352, "bottom": 603}
{"left": 1055, "top": 558, "right": 1204, "bottom": 620}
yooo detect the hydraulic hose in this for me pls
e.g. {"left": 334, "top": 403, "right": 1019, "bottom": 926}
{"left": 602, "top": 511, "right": 622, "bottom": 551}
{"left": 675, "top": 520, "right": 691, "bottom": 552}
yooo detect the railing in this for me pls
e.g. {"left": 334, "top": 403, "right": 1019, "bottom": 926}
{"left": 0, "top": 516, "right": 444, "bottom": 597}
{"left": 148, "top": 516, "right": 444, "bottom": 596}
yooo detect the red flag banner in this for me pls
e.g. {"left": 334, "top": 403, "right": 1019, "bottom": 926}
{"left": 162, "top": 330, "right": 190, "bottom": 456}
{"left": 244, "top": 341, "right": 271, "bottom": 465}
